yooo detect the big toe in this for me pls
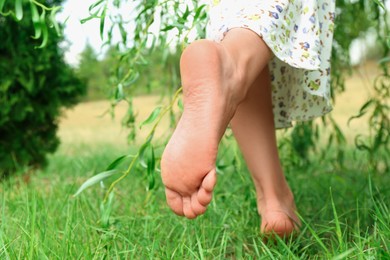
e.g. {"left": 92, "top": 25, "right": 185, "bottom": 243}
{"left": 261, "top": 211, "right": 299, "bottom": 238}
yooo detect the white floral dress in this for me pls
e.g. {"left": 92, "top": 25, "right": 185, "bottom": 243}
{"left": 206, "top": 0, "right": 336, "bottom": 128}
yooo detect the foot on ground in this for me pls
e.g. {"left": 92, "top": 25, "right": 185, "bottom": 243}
{"left": 161, "top": 40, "right": 243, "bottom": 219}
{"left": 258, "top": 194, "right": 301, "bottom": 239}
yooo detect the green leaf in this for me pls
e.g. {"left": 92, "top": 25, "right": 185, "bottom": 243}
{"left": 73, "top": 170, "right": 119, "bottom": 197}
{"left": 30, "top": 2, "right": 41, "bottom": 39}
{"left": 80, "top": 0, "right": 104, "bottom": 24}
{"left": 106, "top": 154, "right": 132, "bottom": 171}
{"left": 36, "top": 9, "right": 48, "bottom": 48}
{"left": 194, "top": 4, "right": 206, "bottom": 20}
{"left": 118, "top": 21, "right": 127, "bottom": 45}
{"left": 177, "top": 98, "right": 183, "bottom": 110}
{"left": 348, "top": 99, "right": 374, "bottom": 125}
{"left": 115, "top": 83, "right": 124, "bottom": 101}
{"left": 139, "top": 132, "right": 154, "bottom": 168}
{"left": 378, "top": 56, "right": 390, "bottom": 64}
{"left": 372, "top": 0, "right": 385, "bottom": 9}
{"left": 50, "top": 6, "right": 62, "bottom": 35}
{"left": 88, "top": 0, "right": 105, "bottom": 12}
{"left": 140, "top": 107, "right": 162, "bottom": 128}
{"left": 100, "top": 2, "right": 107, "bottom": 40}
{"left": 80, "top": 14, "right": 98, "bottom": 24}
{"left": 15, "top": 0, "right": 23, "bottom": 21}
{"left": 161, "top": 25, "right": 175, "bottom": 32}
{"left": 0, "top": 0, "right": 6, "bottom": 13}
{"left": 147, "top": 146, "right": 155, "bottom": 190}
{"left": 181, "top": 6, "right": 190, "bottom": 21}
{"left": 139, "top": 143, "right": 150, "bottom": 169}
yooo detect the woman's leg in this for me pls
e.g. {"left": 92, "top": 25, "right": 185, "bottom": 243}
{"left": 230, "top": 66, "right": 300, "bottom": 237}
{"left": 161, "top": 28, "right": 272, "bottom": 219}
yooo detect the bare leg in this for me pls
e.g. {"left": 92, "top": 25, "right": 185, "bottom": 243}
{"left": 230, "top": 67, "right": 300, "bottom": 237}
{"left": 161, "top": 29, "right": 272, "bottom": 219}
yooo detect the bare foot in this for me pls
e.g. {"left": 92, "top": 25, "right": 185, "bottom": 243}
{"left": 161, "top": 40, "right": 243, "bottom": 219}
{"left": 257, "top": 188, "right": 301, "bottom": 239}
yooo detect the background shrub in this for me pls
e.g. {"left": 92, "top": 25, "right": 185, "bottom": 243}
{"left": 0, "top": 0, "right": 86, "bottom": 177}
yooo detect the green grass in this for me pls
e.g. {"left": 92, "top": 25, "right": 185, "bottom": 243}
{"left": 1, "top": 141, "right": 389, "bottom": 259}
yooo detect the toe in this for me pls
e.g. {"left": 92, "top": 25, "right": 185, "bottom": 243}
{"left": 197, "top": 186, "right": 213, "bottom": 206}
{"left": 191, "top": 193, "right": 207, "bottom": 216}
{"left": 260, "top": 211, "right": 297, "bottom": 238}
{"left": 183, "top": 197, "right": 197, "bottom": 219}
{"left": 197, "top": 169, "right": 216, "bottom": 206}
{"left": 201, "top": 169, "right": 217, "bottom": 192}
{"left": 165, "top": 188, "right": 184, "bottom": 216}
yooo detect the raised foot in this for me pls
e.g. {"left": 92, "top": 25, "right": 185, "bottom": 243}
{"left": 161, "top": 40, "right": 241, "bottom": 219}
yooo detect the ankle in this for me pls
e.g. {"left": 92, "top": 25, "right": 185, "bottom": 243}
{"left": 218, "top": 45, "right": 249, "bottom": 105}
{"left": 255, "top": 181, "right": 295, "bottom": 209}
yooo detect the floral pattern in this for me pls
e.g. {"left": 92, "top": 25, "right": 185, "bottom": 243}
{"left": 206, "top": 0, "right": 336, "bottom": 128}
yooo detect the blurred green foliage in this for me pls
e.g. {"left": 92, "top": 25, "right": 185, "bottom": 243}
{"left": 0, "top": 0, "right": 86, "bottom": 177}
{"left": 289, "top": 0, "right": 389, "bottom": 170}
{"left": 76, "top": 43, "right": 112, "bottom": 101}
{"left": 0, "top": 0, "right": 388, "bottom": 177}
{"left": 77, "top": 44, "right": 180, "bottom": 101}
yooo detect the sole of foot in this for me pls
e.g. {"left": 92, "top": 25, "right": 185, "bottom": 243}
{"left": 161, "top": 40, "right": 242, "bottom": 219}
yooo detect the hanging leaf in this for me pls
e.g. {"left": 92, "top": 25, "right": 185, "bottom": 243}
{"left": 30, "top": 3, "right": 41, "bottom": 39}
{"left": 140, "top": 107, "right": 162, "bottom": 128}
{"left": 372, "top": 0, "right": 385, "bottom": 9}
{"left": 348, "top": 99, "right": 375, "bottom": 126}
{"left": 106, "top": 154, "right": 133, "bottom": 171}
{"left": 73, "top": 170, "right": 119, "bottom": 197}
{"left": 115, "top": 83, "right": 124, "bottom": 101}
{"left": 139, "top": 132, "right": 154, "bottom": 168}
{"left": 177, "top": 98, "right": 183, "bottom": 110}
{"left": 99, "top": 2, "right": 107, "bottom": 40}
{"left": 0, "top": 0, "right": 6, "bottom": 13}
{"left": 194, "top": 4, "right": 207, "bottom": 20}
{"left": 80, "top": 0, "right": 104, "bottom": 24}
{"left": 36, "top": 9, "right": 48, "bottom": 48}
{"left": 15, "top": 0, "right": 23, "bottom": 21}
{"left": 161, "top": 25, "right": 175, "bottom": 32}
{"left": 50, "top": 6, "right": 62, "bottom": 35}
{"left": 147, "top": 146, "right": 156, "bottom": 190}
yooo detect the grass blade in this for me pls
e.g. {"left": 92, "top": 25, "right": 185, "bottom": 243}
{"left": 298, "top": 213, "right": 330, "bottom": 256}
{"left": 331, "top": 248, "right": 356, "bottom": 260}
{"left": 330, "top": 187, "right": 344, "bottom": 250}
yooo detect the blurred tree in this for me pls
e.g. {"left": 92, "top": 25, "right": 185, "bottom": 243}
{"left": 2, "top": 0, "right": 388, "bottom": 177}
{"left": 77, "top": 43, "right": 180, "bottom": 101}
{"left": 0, "top": 0, "right": 86, "bottom": 177}
{"left": 77, "top": 43, "right": 109, "bottom": 100}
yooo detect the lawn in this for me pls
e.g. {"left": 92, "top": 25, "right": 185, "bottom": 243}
{"left": 1, "top": 62, "right": 389, "bottom": 259}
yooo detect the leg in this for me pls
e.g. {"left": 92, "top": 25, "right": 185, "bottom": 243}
{"left": 230, "top": 67, "right": 300, "bottom": 237}
{"left": 161, "top": 29, "right": 272, "bottom": 219}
